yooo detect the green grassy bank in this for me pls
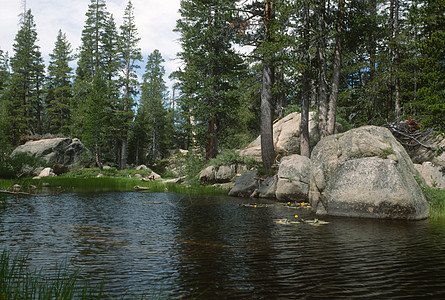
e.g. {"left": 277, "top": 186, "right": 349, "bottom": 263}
{"left": 1, "top": 168, "right": 444, "bottom": 218}
{"left": 421, "top": 185, "right": 445, "bottom": 219}
{"left": 0, "top": 167, "right": 228, "bottom": 196}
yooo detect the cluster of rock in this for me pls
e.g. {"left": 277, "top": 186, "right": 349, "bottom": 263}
{"left": 199, "top": 164, "right": 247, "bottom": 189}
{"left": 225, "top": 124, "right": 445, "bottom": 220}
{"left": 163, "top": 149, "right": 189, "bottom": 177}
{"left": 239, "top": 112, "right": 319, "bottom": 160}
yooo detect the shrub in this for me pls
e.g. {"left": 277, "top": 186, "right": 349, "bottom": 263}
{"left": 0, "top": 152, "right": 45, "bottom": 179}
{"left": 182, "top": 151, "right": 207, "bottom": 180}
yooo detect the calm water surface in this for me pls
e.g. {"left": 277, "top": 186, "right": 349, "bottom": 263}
{"left": 0, "top": 192, "right": 444, "bottom": 299}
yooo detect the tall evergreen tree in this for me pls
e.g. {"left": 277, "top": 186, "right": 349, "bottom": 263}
{"left": 46, "top": 30, "right": 74, "bottom": 135}
{"left": 0, "top": 50, "right": 10, "bottom": 99}
{"left": 138, "top": 50, "right": 169, "bottom": 164}
{"left": 174, "top": 0, "right": 244, "bottom": 160}
{"left": 7, "top": 9, "right": 45, "bottom": 143}
{"left": 102, "top": 14, "right": 122, "bottom": 164}
{"left": 409, "top": 0, "right": 445, "bottom": 131}
{"left": 118, "top": 0, "right": 142, "bottom": 169}
{"left": 0, "top": 50, "right": 11, "bottom": 153}
{"left": 74, "top": 0, "right": 113, "bottom": 169}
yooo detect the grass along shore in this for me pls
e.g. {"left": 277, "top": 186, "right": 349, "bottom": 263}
{"left": 0, "top": 167, "right": 444, "bottom": 219}
{"left": 0, "top": 167, "right": 229, "bottom": 196}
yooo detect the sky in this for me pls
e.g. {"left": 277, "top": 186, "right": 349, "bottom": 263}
{"left": 0, "top": 0, "right": 182, "bottom": 91}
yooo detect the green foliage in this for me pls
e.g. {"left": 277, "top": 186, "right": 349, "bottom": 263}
{"left": 45, "top": 30, "right": 74, "bottom": 135}
{"left": 416, "top": 176, "right": 445, "bottom": 219}
{"left": 283, "top": 104, "right": 301, "bottom": 117}
{"left": 132, "top": 49, "right": 170, "bottom": 165}
{"left": 183, "top": 151, "right": 207, "bottom": 180}
{"left": 0, "top": 152, "right": 45, "bottom": 179}
{"left": 0, "top": 49, "right": 10, "bottom": 99}
{"left": 208, "top": 150, "right": 259, "bottom": 170}
{"left": 0, "top": 249, "right": 181, "bottom": 299}
{"left": 336, "top": 113, "right": 354, "bottom": 132}
{"left": 6, "top": 9, "right": 45, "bottom": 144}
{"left": 408, "top": 0, "right": 445, "bottom": 132}
{"left": 61, "top": 167, "right": 155, "bottom": 179}
{"left": 257, "top": 166, "right": 277, "bottom": 178}
{"left": 0, "top": 249, "right": 106, "bottom": 299}
{"left": 173, "top": 0, "right": 246, "bottom": 159}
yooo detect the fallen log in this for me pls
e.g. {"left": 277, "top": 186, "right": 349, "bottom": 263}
{"left": 134, "top": 185, "right": 150, "bottom": 191}
{"left": 0, "top": 189, "right": 54, "bottom": 197}
{"left": 384, "top": 119, "right": 436, "bottom": 151}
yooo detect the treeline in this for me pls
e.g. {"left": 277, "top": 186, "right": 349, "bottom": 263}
{"left": 0, "top": 0, "right": 443, "bottom": 170}
{"left": 0, "top": 0, "right": 176, "bottom": 170}
{"left": 172, "top": 0, "right": 444, "bottom": 168}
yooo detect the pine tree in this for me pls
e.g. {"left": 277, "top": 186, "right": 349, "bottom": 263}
{"left": 75, "top": 0, "right": 108, "bottom": 81}
{"left": 0, "top": 50, "right": 11, "bottom": 153}
{"left": 139, "top": 50, "right": 169, "bottom": 163}
{"left": 118, "top": 0, "right": 142, "bottom": 169}
{"left": 0, "top": 50, "right": 10, "bottom": 98}
{"left": 7, "top": 9, "right": 45, "bottom": 143}
{"left": 46, "top": 30, "right": 74, "bottom": 135}
{"left": 409, "top": 0, "right": 445, "bottom": 131}
{"left": 73, "top": 0, "right": 113, "bottom": 169}
{"left": 173, "top": 0, "right": 244, "bottom": 160}
{"left": 102, "top": 14, "right": 122, "bottom": 164}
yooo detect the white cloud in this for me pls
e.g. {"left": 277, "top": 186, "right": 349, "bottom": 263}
{"left": 0, "top": 0, "right": 182, "bottom": 89}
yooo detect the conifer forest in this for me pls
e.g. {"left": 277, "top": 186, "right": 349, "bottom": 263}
{"left": 0, "top": 0, "right": 443, "bottom": 170}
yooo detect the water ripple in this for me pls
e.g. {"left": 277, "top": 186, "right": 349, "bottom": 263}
{"left": 0, "top": 193, "right": 444, "bottom": 298}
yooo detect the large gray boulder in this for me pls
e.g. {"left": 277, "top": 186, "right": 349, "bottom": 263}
{"left": 199, "top": 166, "right": 216, "bottom": 185}
{"left": 258, "top": 175, "right": 278, "bottom": 198}
{"left": 239, "top": 112, "right": 319, "bottom": 161}
{"left": 199, "top": 164, "right": 242, "bottom": 185}
{"left": 12, "top": 138, "right": 93, "bottom": 171}
{"left": 275, "top": 154, "right": 311, "bottom": 202}
{"left": 228, "top": 170, "right": 259, "bottom": 198}
{"left": 215, "top": 165, "right": 235, "bottom": 183}
{"left": 309, "top": 126, "right": 429, "bottom": 220}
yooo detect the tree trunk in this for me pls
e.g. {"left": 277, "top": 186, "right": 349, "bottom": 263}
{"left": 369, "top": 0, "right": 377, "bottom": 120}
{"left": 317, "top": 0, "right": 329, "bottom": 139}
{"left": 260, "top": 0, "right": 276, "bottom": 170}
{"left": 393, "top": 0, "right": 401, "bottom": 120}
{"left": 261, "top": 59, "right": 275, "bottom": 169}
{"left": 152, "top": 127, "right": 156, "bottom": 161}
{"left": 95, "top": 142, "right": 103, "bottom": 171}
{"left": 206, "top": 114, "right": 218, "bottom": 160}
{"left": 327, "top": 0, "right": 345, "bottom": 135}
{"left": 300, "top": 4, "right": 311, "bottom": 158}
{"left": 120, "top": 137, "right": 127, "bottom": 169}
{"left": 387, "top": 0, "right": 394, "bottom": 121}
{"left": 135, "top": 136, "right": 140, "bottom": 166}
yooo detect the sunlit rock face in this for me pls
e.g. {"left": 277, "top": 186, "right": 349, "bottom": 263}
{"left": 309, "top": 126, "right": 429, "bottom": 220}
{"left": 415, "top": 162, "right": 445, "bottom": 189}
{"left": 12, "top": 137, "right": 94, "bottom": 171}
{"left": 275, "top": 154, "right": 311, "bottom": 202}
{"left": 239, "top": 112, "right": 319, "bottom": 161}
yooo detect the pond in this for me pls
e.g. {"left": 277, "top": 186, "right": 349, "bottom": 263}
{"left": 0, "top": 191, "right": 445, "bottom": 298}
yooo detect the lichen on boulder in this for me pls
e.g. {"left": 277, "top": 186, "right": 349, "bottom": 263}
{"left": 11, "top": 138, "right": 94, "bottom": 172}
{"left": 309, "top": 126, "right": 429, "bottom": 220}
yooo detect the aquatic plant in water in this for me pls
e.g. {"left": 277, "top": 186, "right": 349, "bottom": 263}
{"left": 0, "top": 249, "right": 107, "bottom": 299}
